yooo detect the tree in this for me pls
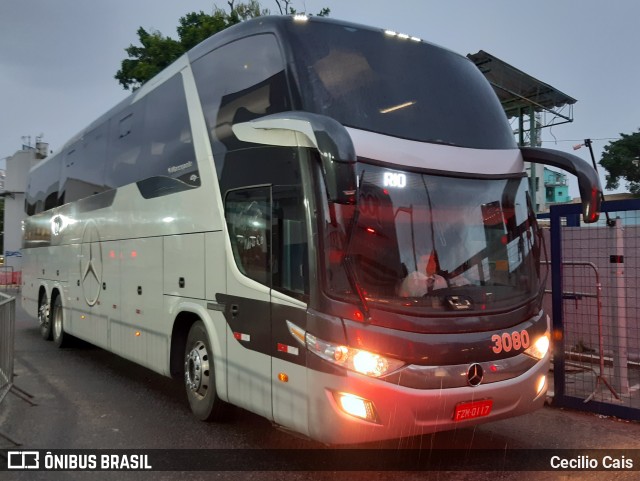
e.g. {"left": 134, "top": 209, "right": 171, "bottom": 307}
{"left": 115, "top": 0, "right": 329, "bottom": 90}
{"left": 114, "top": 28, "right": 183, "bottom": 91}
{"left": 274, "top": 0, "right": 330, "bottom": 17}
{"left": 599, "top": 129, "right": 640, "bottom": 194}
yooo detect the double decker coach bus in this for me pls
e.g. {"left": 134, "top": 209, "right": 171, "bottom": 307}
{"left": 22, "top": 15, "right": 601, "bottom": 444}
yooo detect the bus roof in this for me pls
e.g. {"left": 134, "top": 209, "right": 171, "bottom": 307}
{"left": 43, "top": 15, "right": 467, "bottom": 169}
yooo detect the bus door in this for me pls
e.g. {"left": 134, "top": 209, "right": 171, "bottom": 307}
{"left": 222, "top": 186, "right": 273, "bottom": 420}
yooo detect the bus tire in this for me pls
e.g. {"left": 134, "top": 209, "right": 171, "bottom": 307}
{"left": 52, "top": 295, "right": 71, "bottom": 348}
{"left": 38, "top": 291, "right": 52, "bottom": 341}
{"left": 184, "top": 321, "right": 226, "bottom": 421}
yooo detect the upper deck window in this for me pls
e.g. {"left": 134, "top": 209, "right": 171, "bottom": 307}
{"left": 288, "top": 21, "right": 516, "bottom": 150}
{"left": 192, "top": 33, "right": 290, "bottom": 175}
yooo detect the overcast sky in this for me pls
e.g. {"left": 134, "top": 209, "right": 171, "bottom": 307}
{"left": 2, "top": 0, "right": 639, "bottom": 196}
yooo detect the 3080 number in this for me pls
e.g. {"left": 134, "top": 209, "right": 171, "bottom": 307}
{"left": 491, "top": 330, "right": 530, "bottom": 354}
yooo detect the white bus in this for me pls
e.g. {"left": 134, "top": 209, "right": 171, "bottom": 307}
{"left": 22, "top": 15, "right": 601, "bottom": 444}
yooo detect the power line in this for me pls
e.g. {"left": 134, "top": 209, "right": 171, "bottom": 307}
{"left": 540, "top": 137, "right": 619, "bottom": 144}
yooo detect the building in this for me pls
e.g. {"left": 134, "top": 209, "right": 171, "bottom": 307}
{"left": 2, "top": 142, "right": 47, "bottom": 283}
{"left": 544, "top": 167, "right": 571, "bottom": 204}
{"left": 523, "top": 165, "right": 572, "bottom": 214}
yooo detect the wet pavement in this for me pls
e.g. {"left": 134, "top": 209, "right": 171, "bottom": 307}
{"left": 1, "top": 297, "right": 640, "bottom": 480}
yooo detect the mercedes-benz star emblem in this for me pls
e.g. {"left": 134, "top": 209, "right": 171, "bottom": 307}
{"left": 79, "top": 221, "right": 103, "bottom": 307}
{"left": 467, "top": 363, "right": 484, "bottom": 387}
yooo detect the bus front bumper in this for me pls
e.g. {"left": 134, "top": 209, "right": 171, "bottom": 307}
{"left": 307, "top": 354, "right": 549, "bottom": 445}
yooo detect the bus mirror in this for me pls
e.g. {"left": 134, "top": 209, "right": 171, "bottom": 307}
{"left": 521, "top": 147, "right": 602, "bottom": 223}
{"left": 232, "top": 112, "right": 358, "bottom": 204}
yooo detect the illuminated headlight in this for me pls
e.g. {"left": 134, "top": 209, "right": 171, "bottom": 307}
{"left": 305, "top": 333, "right": 404, "bottom": 378}
{"left": 524, "top": 333, "right": 550, "bottom": 360}
{"left": 333, "top": 392, "right": 378, "bottom": 422}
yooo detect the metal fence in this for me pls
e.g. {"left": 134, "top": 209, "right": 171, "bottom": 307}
{"left": 548, "top": 198, "right": 640, "bottom": 420}
{"left": 0, "top": 291, "right": 16, "bottom": 404}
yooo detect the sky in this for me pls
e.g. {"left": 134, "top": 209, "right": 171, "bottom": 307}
{"left": 1, "top": 0, "right": 639, "bottom": 197}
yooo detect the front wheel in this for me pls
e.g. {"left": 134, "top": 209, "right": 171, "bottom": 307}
{"left": 184, "top": 321, "right": 227, "bottom": 421}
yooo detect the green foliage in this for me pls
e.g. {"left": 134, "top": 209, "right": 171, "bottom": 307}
{"left": 115, "top": 0, "right": 330, "bottom": 91}
{"left": 176, "top": 10, "right": 230, "bottom": 52}
{"left": 599, "top": 129, "right": 640, "bottom": 194}
{"left": 115, "top": 28, "right": 183, "bottom": 91}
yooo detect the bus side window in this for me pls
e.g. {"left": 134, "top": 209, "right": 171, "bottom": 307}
{"left": 105, "top": 98, "right": 146, "bottom": 189}
{"left": 224, "top": 185, "right": 309, "bottom": 300}
{"left": 138, "top": 74, "right": 199, "bottom": 188}
{"left": 60, "top": 122, "right": 109, "bottom": 205}
{"left": 225, "top": 187, "right": 271, "bottom": 287}
{"left": 272, "top": 185, "right": 309, "bottom": 301}
{"left": 219, "top": 147, "right": 308, "bottom": 299}
{"left": 192, "top": 34, "right": 290, "bottom": 175}
{"left": 25, "top": 154, "right": 61, "bottom": 214}
{"left": 59, "top": 145, "right": 78, "bottom": 206}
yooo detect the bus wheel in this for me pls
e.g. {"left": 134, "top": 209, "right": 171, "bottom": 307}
{"left": 52, "top": 296, "right": 70, "bottom": 348}
{"left": 184, "top": 321, "right": 225, "bottom": 421}
{"left": 38, "top": 291, "right": 52, "bottom": 340}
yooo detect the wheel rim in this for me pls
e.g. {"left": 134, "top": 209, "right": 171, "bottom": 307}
{"left": 38, "top": 298, "right": 49, "bottom": 333}
{"left": 185, "top": 340, "right": 210, "bottom": 399}
{"left": 53, "top": 303, "right": 63, "bottom": 340}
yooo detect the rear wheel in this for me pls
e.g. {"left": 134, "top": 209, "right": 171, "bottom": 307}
{"left": 38, "top": 291, "right": 52, "bottom": 340}
{"left": 52, "top": 295, "right": 71, "bottom": 348}
{"left": 184, "top": 321, "right": 226, "bottom": 421}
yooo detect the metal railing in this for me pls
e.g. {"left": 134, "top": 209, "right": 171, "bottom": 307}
{"left": 0, "top": 291, "right": 16, "bottom": 404}
{"left": 0, "top": 266, "right": 21, "bottom": 291}
{"left": 548, "top": 198, "right": 640, "bottom": 420}
{"left": 544, "top": 261, "right": 619, "bottom": 403}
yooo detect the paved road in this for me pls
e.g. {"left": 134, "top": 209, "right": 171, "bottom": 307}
{"left": 2, "top": 298, "right": 640, "bottom": 480}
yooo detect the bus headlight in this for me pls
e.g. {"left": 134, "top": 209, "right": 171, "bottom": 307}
{"left": 305, "top": 333, "right": 404, "bottom": 377}
{"left": 524, "top": 333, "right": 550, "bottom": 360}
{"left": 333, "top": 392, "right": 378, "bottom": 422}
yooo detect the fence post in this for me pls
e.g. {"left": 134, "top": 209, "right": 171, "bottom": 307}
{"left": 549, "top": 205, "right": 566, "bottom": 400}
{"left": 610, "top": 217, "right": 629, "bottom": 395}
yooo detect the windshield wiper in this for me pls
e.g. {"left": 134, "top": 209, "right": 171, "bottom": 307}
{"left": 341, "top": 201, "right": 371, "bottom": 321}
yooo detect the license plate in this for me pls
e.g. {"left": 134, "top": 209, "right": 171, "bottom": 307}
{"left": 453, "top": 399, "right": 493, "bottom": 421}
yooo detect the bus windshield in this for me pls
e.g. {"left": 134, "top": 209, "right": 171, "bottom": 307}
{"left": 289, "top": 20, "right": 516, "bottom": 150}
{"left": 324, "top": 164, "right": 542, "bottom": 315}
